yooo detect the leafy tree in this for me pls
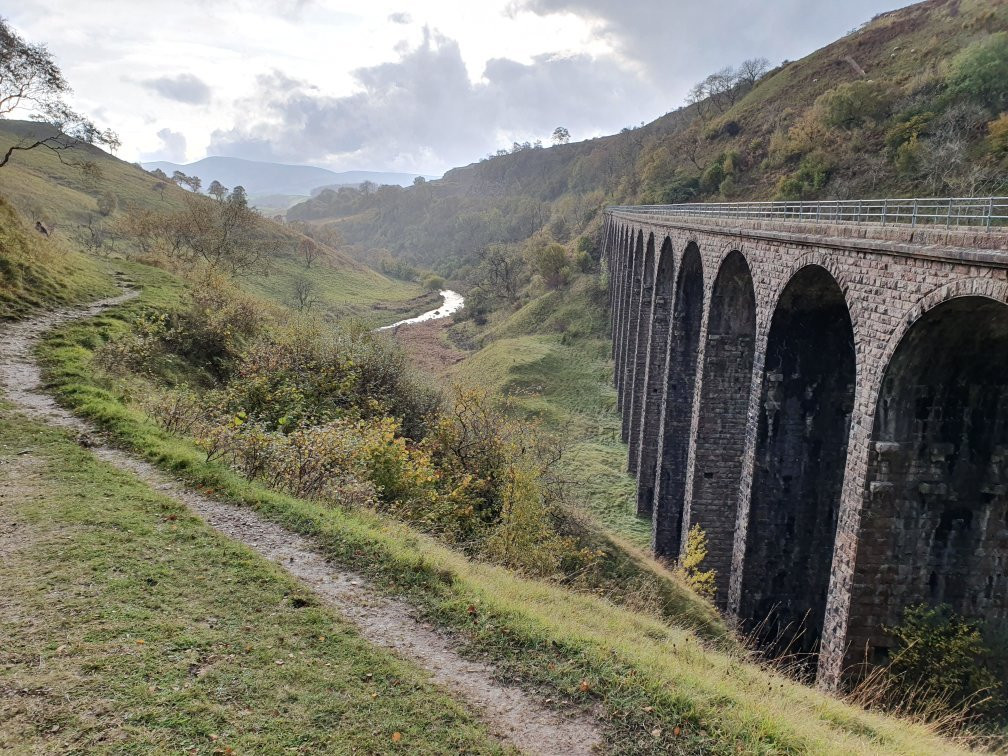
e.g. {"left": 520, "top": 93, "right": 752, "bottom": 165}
{"left": 150, "top": 167, "right": 169, "bottom": 180}
{"left": 207, "top": 179, "right": 228, "bottom": 201}
{"left": 0, "top": 16, "right": 119, "bottom": 168}
{"left": 152, "top": 180, "right": 169, "bottom": 200}
{"left": 947, "top": 32, "right": 1008, "bottom": 112}
{"left": 552, "top": 126, "right": 570, "bottom": 145}
{"left": 529, "top": 242, "right": 569, "bottom": 290}
{"left": 229, "top": 185, "right": 248, "bottom": 207}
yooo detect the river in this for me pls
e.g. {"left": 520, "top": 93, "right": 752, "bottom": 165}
{"left": 377, "top": 289, "right": 465, "bottom": 331}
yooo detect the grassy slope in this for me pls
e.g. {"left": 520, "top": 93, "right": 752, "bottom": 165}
{"left": 0, "top": 409, "right": 499, "bottom": 753}
{"left": 452, "top": 277, "right": 649, "bottom": 548}
{"left": 0, "top": 195, "right": 115, "bottom": 320}
{"left": 0, "top": 121, "right": 422, "bottom": 321}
{"left": 30, "top": 259, "right": 963, "bottom": 755}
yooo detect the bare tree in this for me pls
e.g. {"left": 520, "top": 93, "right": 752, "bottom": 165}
{"left": 483, "top": 244, "right": 524, "bottom": 303}
{"left": 298, "top": 236, "right": 321, "bottom": 267}
{"left": 738, "top": 57, "right": 771, "bottom": 85}
{"left": 0, "top": 17, "right": 119, "bottom": 169}
{"left": 291, "top": 276, "right": 319, "bottom": 311}
{"left": 152, "top": 180, "right": 169, "bottom": 200}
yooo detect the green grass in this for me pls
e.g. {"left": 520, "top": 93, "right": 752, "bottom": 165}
{"left": 0, "top": 121, "right": 423, "bottom": 323}
{"left": 0, "top": 409, "right": 501, "bottom": 754}
{"left": 31, "top": 269, "right": 965, "bottom": 754}
{"left": 452, "top": 277, "right": 649, "bottom": 548}
{"left": 239, "top": 255, "right": 423, "bottom": 324}
{"left": 0, "top": 194, "right": 115, "bottom": 320}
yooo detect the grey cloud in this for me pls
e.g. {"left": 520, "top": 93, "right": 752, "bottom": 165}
{"left": 146, "top": 128, "right": 188, "bottom": 162}
{"left": 388, "top": 12, "right": 411, "bottom": 24}
{"left": 143, "top": 73, "right": 212, "bottom": 105}
{"left": 518, "top": 0, "right": 910, "bottom": 92}
{"left": 209, "top": 29, "right": 657, "bottom": 173}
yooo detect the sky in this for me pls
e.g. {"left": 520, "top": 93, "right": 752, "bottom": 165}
{"left": 6, "top": 0, "right": 912, "bottom": 176}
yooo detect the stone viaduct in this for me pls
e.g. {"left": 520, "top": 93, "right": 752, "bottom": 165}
{"left": 603, "top": 198, "right": 1008, "bottom": 689}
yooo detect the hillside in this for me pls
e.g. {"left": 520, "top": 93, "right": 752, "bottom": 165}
{"left": 288, "top": 0, "right": 1008, "bottom": 274}
{"left": 0, "top": 121, "right": 423, "bottom": 322}
{"left": 145, "top": 156, "right": 434, "bottom": 197}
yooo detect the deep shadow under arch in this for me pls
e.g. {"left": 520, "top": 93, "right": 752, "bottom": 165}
{"left": 652, "top": 242, "right": 703, "bottom": 558}
{"left": 636, "top": 237, "right": 675, "bottom": 518}
{"left": 627, "top": 233, "right": 656, "bottom": 474}
{"left": 846, "top": 295, "right": 1008, "bottom": 669}
{"left": 739, "top": 265, "right": 855, "bottom": 662}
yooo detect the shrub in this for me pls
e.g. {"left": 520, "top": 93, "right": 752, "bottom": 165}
{"left": 422, "top": 273, "right": 446, "bottom": 291}
{"left": 814, "top": 80, "right": 892, "bottom": 129}
{"left": 946, "top": 32, "right": 1008, "bottom": 112}
{"left": 222, "top": 318, "right": 441, "bottom": 438}
{"left": 528, "top": 242, "right": 570, "bottom": 290}
{"left": 675, "top": 525, "right": 716, "bottom": 600}
{"left": 988, "top": 113, "right": 1008, "bottom": 157}
{"left": 700, "top": 160, "right": 725, "bottom": 193}
{"left": 93, "top": 310, "right": 171, "bottom": 376}
{"left": 167, "top": 271, "right": 266, "bottom": 374}
{"left": 97, "top": 191, "right": 117, "bottom": 217}
{"left": 884, "top": 112, "right": 933, "bottom": 157}
{"left": 885, "top": 603, "right": 1003, "bottom": 718}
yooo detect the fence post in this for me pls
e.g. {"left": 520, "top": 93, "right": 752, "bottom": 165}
{"left": 881, "top": 198, "right": 887, "bottom": 226}
{"left": 912, "top": 199, "right": 918, "bottom": 227}
{"left": 987, "top": 197, "right": 994, "bottom": 232}
{"left": 946, "top": 198, "right": 952, "bottom": 229}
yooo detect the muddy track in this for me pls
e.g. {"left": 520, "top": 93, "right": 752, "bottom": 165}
{"left": 0, "top": 292, "right": 602, "bottom": 756}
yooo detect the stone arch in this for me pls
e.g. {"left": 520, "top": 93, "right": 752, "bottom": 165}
{"left": 627, "top": 233, "right": 657, "bottom": 472}
{"left": 636, "top": 237, "right": 676, "bottom": 517}
{"left": 620, "top": 231, "right": 646, "bottom": 438}
{"left": 652, "top": 241, "right": 704, "bottom": 558}
{"left": 845, "top": 291, "right": 1008, "bottom": 671}
{"left": 614, "top": 227, "right": 631, "bottom": 390}
{"left": 738, "top": 264, "right": 856, "bottom": 662}
{"left": 685, "top": 250, "right": 757, "bottom": 606}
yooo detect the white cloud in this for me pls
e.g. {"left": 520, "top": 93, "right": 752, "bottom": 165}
{"left": 3, "top": 0, "right": 908, "bottom": 173}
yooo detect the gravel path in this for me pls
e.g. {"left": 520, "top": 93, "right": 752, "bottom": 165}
{"left": 0, "top": 292, "right": 601, "bottom": 756}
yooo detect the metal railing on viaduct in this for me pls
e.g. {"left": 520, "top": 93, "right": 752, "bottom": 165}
{"left": 603, "top": 197, "right": 1008, "bottom": 691}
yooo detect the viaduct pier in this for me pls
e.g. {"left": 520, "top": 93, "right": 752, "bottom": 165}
{"left": 604, "top": 197, "right": 1008, "bottom": 688}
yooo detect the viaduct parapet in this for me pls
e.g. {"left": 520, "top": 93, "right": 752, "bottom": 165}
{"left": 604, "top": 198, "right": 1008, "bottom": 689}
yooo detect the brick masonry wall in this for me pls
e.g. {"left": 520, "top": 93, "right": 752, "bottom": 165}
{"left": 604, "top": 210, "right": 1008, "bottom": 689}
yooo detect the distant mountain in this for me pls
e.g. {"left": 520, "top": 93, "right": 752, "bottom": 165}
{"left": 142, "top": 156, "right": 434, "bottom": 197}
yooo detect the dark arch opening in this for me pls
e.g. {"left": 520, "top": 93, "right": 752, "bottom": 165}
{"left": 621, "top": 231, "right": 646, "bottom": 440}
{"left": 847, "top": 296, "right": 1008, "bottom": 669}
{"left": 739, "top": 265, "right": 855, "bottom": 662}
{"left": 652, "top": 242, "right": 703, "bottom": 558}
{"left": 613, "top": 228, "right": 630, "bottom": 389}
{"left": 636, "top": 238, "right": 675, "bottom": 517}
{"left": 616, "top": 229, "right": 638, "bottom": 410}
{"left": 688, "top": 251, "right": 756, "bottom": 606}
{"left": 628, "top": 233, "right": 656, "bottom": 471}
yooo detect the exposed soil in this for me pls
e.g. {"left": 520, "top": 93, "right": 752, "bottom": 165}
{"left": 391, "top": 318, "right": 467, "bottom": 376}
{"left": 0, "top": 293, "right": 601, "bottom": 756}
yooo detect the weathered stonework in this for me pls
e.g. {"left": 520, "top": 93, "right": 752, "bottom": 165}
{"left": 604, "top": 210, "right": 1008, "bottom": 690}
